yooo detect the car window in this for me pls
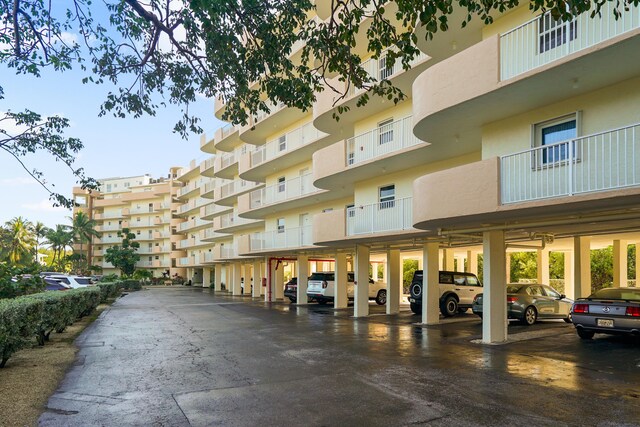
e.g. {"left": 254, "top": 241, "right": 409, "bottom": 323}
{"left": 591, "top": 288, "right": 640, "bottom": 301}
{"left": 309, "top": 272, "right": 334, "bottom": 281}
{"left": 506, "top": 285, "right": 521, "bottom": 293}
{"left": 542, "top": 286, "right": 561, "bottom": 298}
{"left": 466, "top": 275, "right": 481, "bottom": 286}
{"left": 347, "top": 273, "right": 355, "bottom": 282}
{"left": 439, "top": 273, "right": 453, "bottom": 284}
{"left": 60, "top": 278, "right": 70, "bottom": 284}
{"left": 453, "top": 274, "right": 467, "bottom": 286}
{"left": 526, "top": 286, "right": 544, "bottom": 296}
{"left": 75, "top": 278, "right": 92, "bottom": 285}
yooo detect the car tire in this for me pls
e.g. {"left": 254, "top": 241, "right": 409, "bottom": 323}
{"left": 410, "top": 302, "right": 421, "bottom": 315}
{"left": 563, "top": 315, "right": 572, "bottom": 323}
{"left": 458, "top": 307, "right": 468, "bottom": 314}
{"left": 317, "top": 299, "right": 327, "bottom": 305}
{"left": 440, "top": 295, "right": 458, "bottom": 317}
{"left": 521, "top": 306, "right": 537, "bottom": 325}
{"left": 577, "top": 328, "right": 595, "bottom": 340}
{"left": 375, "top": 290, "right": 387, "bottom": 305}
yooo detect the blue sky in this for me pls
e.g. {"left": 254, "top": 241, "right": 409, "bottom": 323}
{"left": 1, "top": 49, "right": 223, "bottom": 229}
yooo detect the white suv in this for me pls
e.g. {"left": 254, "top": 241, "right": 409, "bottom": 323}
{"left": 48, "top": 275, "right": 94, "bottom": 289}
{"left": 408, "top": 270, "right": 483, "bottom": 317}
{"left": 306, "top": 271, "right": 387, "bottom": 305}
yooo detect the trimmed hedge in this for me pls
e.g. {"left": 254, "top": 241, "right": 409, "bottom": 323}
{"left": 0, "top": 287, "right": 102, "bottom": 368}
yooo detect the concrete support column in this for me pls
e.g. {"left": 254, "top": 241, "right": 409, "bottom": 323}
{"left": 505, "top": 252, "right": 511, "bottom": 284}
{"left": 274, "top": 261, "right": 284, "bottom": 300}
{"left": 537, "top": 249, "right": 550, "bottom": 285}
{"left": 202, "top": 268, "right": 211, "bottom": 288}
{"left": 252, "top": 261, "right": 262, "bottom": 298}
{"left": 613, "top": 239, "right": 628, "bottom": 287}
{"left": 467, "top": 251, "right": 478, "bottom": 275}
{"left": 382, "top": 258, "right": 389, "bottom": 285}
{"left": 334, "top": 253, "right": 348, "bottom": 309}
{"left": 564, "top": 250, "right": 574, "bottom": 298}
{"left": 242, "top": 264, "right": 251, "bottom": 295}
{"left": 443, "top": 249, "right": 454, "bottom": 271}
{"left": 386, "top": 249, "right": 401, "bottom": 315}
{"left": 297, "top": 255, "right": 309, "bottom": 305}
{"left": 232, "top": 263, "right": 242, "bottom": 295}
{"left": 482, "top": 230, "right": 507, "bottom": 344}
{"left": 265, "top": 257, "right": 272, "bottom": 302}
{"left": 354, "top": 245, "right": 370, "bottom": 318}
{"left": 421, "top": 242, "right": 440, "bottom": 325}
{"left": 572, "top": 236, "right": 592, "bottom": 299}
{"left": 214, "top": 265, "right": 222, "bottom": 291}
{"left": 455, "top": 256, "right": 466, "bottom": 272}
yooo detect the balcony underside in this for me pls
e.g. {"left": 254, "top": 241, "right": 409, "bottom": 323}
{"left": 214, "top": 219, "right": 264, "bottom": 234}
{"left": 215, "top": 129, "right": 241, "bottom": 152}
{"left": 240, "top": 108, "right": 309, "bottom": 145}
{"left": 239, "top": 244, "right": 319, "bottom": 257}
{"left": 239, "top": 189, "right": 350, "bottom": 220}
{"left": 413, "top": 31, "right": 640, "bottom": 148}
{"left": 214, "top": 163, "right": 238, "bottom": 180}
{"left": 216, "top": 185, "right": 264, "bottom": 207}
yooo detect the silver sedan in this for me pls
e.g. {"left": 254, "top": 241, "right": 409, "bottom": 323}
{"left": 571, "top": 287, "right": 640, "bottom": 339}
{"left": 472, "top": 283, "right": 573, "bottom": 325}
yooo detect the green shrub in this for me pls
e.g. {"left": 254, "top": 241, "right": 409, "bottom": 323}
{"left": 23, "top": 292, "right": 71, "bottom": 345}
{"left": 121, "top": 279, "right": 142, "bottom": 291}
{"left": 96, "top": 282, "right": 121, "bottom": 302}
{"left": 0, "top": 297, "right": 44, "bottom": 368}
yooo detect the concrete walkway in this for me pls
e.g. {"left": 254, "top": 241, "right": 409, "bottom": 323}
{"left": 40, "top": 287, "right": 640, "bottom": 426}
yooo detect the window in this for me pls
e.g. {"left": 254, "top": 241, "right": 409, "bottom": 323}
{"left": 124, "top": 182, "right": 130, "bottom": 188}
{"left": 539, "top": 12, "right": 577, "bottom": 54}
{"left": 379, "top": 185, "right": 395, "bottom": 209}
{"left": 439, "top": 272, "right": 453, "bottom": 284}
{"left": 526, "top": 286, "right": 544, "bottom": 296}
{"left": 278, "top": 135, "right": 287, "bottom": 152}
{"left": 378, "top": 118, "right": 394, "bottom": 145}
{"left": 543, "top": 285, "right": 561, "bottom": 299}
{"left": 379, "top": 54, "right": 393, "bottom": 80}
{"left": 277, "top": 218, "right": 285, "bottom": 234}
{"left": 534, "top": 115, "right": 578, "bottom": 165}
{"left": 106, "top": 184, "right": 112, "bottom": 192}
{"left": 346, "top": 204, "right": 355, "bottom": 218}
{"left": 148, "top": 256, "right": 152, "bottom": 262}
{"left": 277, "top": 177, "right": 286, "bottom": 193}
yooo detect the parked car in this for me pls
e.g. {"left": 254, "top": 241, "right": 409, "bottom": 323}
{"left": 306, "top": 271, "right": 386, "bottom": 305}
{"left": 409, "top": 271, "right": 483, "bottom": 317}
{"left": 571, "top": 287, "right": 640, "bottom": 339}
{"left": 472, "top": 283, "right": 572, "bottom": 325}
{"left": 48, "top": 275, "right": 93, "bottom": 289}
{"left": 44, "top": 277, "right": 72, "bottom": 291}
{"left": 284, "top": 278, "right": 316, "bottom": 303}
{"left": 39, "top": 271, "right": 65, "bottom": 278}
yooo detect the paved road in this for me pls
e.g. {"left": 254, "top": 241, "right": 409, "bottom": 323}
{"left": 40, "top": 287, "right": 640, "bottom": 426}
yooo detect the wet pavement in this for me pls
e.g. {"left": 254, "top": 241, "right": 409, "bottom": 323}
{"left": 40, "top": 287, "right": 640, "bottom": 426}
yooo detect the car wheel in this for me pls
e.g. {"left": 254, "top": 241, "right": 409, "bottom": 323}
{"left": 577, "top": 328, "right": 595, "bottom": 340}
{"left": 317, "top": 299, "right": 327, "bottom": 305}
{"left": 521, "top": 306, "right": 537, "bottom": 325}
{"left": 563, "top": 315, "right": 572, "bottom": 323}
{"left": 375, "top": 290, "right": 387, "bottom": 305}
{"left": 440, "top": 295, "right": 458, "bottom": 317}
{"left": 410, "top": 302, "right": 421, "bottom": 315}
{"left": 288, "top": 297, "right": 296, "bottom": 303}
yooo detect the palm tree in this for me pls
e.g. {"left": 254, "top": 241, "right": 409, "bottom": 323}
{"left": 69, "top": 211, "right": 100, "bottom": 273}
{"left": 46, "top": 225, "right": 73, "bottom": 270}
{"left": 32, "top": 221, "right": 50, "bottom": 264}
{"left": 2, "top": 216, "right": 36, "bottom": 266}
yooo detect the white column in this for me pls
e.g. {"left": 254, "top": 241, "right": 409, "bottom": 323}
{"left": 334, "top": 253, "right": 348, "bottom": 308}
{"left": 572, "top": 236, "right": 591, "bottom": 299}
{"left": 505, "top": 252, "right": 511, "bottom": 284}
{"left": 265, "top": 257, "right": 272, "bottom": 302}
{"left": 443, "top": 249, "right": 454, "bottom": 271}
{"left": 386, "top": 249, "right": 400, "bottom": 315}
{"left": 564, "top": 250, "right": 574, "bottom": 298}
{"left": 354, "top": 245, "right": 370, "bottom": 318}
{"left": 252, "top": 261, "right": 262, "bottom": 298}
{"left": 421, "top": 242, "right": 440, "bottom": 325}
{"left": 232, "top": 263, "right": 242, "bottom": 295}
{"left": 297, "top": 255, "right": 309, "bottom": 305}
{"left": 613, "top": 239, "right": 628, "bottom": 287}
{"left": 202, "top": 268, "right": 211, "bottom": 288}
{"left": 467, "top": 251, "right": 478, "bottom": 275}
{"left": 382, "top": 257, "right": 389, "bottom": 284}
{"left": 214, "top": 265, "right": 222, "bottom": 291}
{"left": 242, "top": 264, "right": 251, "bottom": 295}
{"left": 537, "top": 249, "right": 550, "bottom": 284}
{"left": 275, "top": 261, "right": 284, "bottom": 300}
{"left": 482, "top": 230, "right": 507, "bottom": 344}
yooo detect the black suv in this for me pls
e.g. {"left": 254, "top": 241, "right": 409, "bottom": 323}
{"left": 408, "top": 270, "right": 483, "bottom": 317}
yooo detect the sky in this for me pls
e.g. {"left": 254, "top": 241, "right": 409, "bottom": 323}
{"left": 1, "top": 15, "right": 224, "bottom": 229}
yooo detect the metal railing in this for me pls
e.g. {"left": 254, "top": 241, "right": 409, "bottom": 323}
{"left": 250, "top": 225, "right": 313, "bottom": 251}
{"left": 218, "top": 212, "right": 258, "bottom": 230}
{"left": 501, "top": 123, "right": 640, "bottom": 204}
{"left": 500, "top": 4, "right": 640, "bottom": 80}
{"left": 249, "top": 174, "right": 317, "bottom": 209}
{"left": 220, "top": 179, "right": 259, "bottom": 199}
{"left": 251, "top": 122, "right": 327, "bottom": 167}
{"left": 220, "top": 244, "right": 236, "bottom": 258}
{"left": 346, "top": 197, "right": 414, "bottom": 236}
{"left": 220, "top": 123, "right": 235, "bottom": 139}
{"left": 346, "top": 116, "right": 421, "bottom": 166}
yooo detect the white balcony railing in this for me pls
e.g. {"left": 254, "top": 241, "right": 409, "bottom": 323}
{"left": 249, "top": 174, "right": 318, "bottom": 209}
{"left": 217, "top": 213, "right": 259, "bottom": 230}
{"left": 178, "top": 218, "right": 209, "bottom": 231}
{"left": 252, "top": 100, "right": 286, "bottom": 125}
{"left": 220, "top": 124, "right": 235, "bottom": 139}
{"left": 500, "top": 4, "right": 640, "bottom": 80}
{"left": 220, "top": 245, "right": 236, "bottom": 258}
{"left": 346, "top": 116, "right": 421, "bottom": 167}
{"left": 250, "top": 225, "right": 313, "bottom": 251}
{"left": 251, "top": 122, "right": 328, "bottom": 167}
{"left": 202, "top": 228, "right": 228, "bottom": 240}
{"left": 220, "top": 179, "right": 260, "bottom": 199}
{"left": 346, "top": 197, "right": 414, "bottom": 236}
{"left": 501, "top": 123, "right": 640, "bottom": 204}
{"left": 347, "top": 48, "right": 428, "bottom": 97}
{"left": 203, "top": 202, "right": 231, "bottom": 218}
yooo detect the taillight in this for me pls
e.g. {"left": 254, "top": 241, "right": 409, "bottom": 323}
{"left": 573, "top": 303, "right": 589, "bottom": 314}
{"left": 507, "top": 296, "right": 518, "bottom": 303}
{"left": 322, "top": 281, "right": 328, "bottom": 289}
{"left": 626, "top": 306, "right": 640, "bottom": 317}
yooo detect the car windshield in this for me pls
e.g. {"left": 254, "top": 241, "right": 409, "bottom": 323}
{"left": 75, "top": 278, "right": 92, "bottom": 285}
{"left": 309, "top": 272, "right": 334, "bottom": 281}
{"left": 590, "top": 288, "right": 640, "bottom": 301}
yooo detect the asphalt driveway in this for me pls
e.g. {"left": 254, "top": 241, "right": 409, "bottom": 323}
{"left": 40, "top": 287, "right": 640, "bottom": 426}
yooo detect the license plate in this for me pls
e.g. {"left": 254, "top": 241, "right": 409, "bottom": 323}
{"left": 409, "top": 298, "right": 416, "bottom": 303}
{"left": 597, "top": 319, "right": 614, "bottom": 328}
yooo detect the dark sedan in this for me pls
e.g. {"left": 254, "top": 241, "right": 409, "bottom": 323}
{"left": 284, "top": 277, "right": 298, "bottom": 303}
{"left": 472, "top": 283, "right": 572, "bottom": 325}
{"left": 571, "top": 287, "right": 640, "bottom": 339}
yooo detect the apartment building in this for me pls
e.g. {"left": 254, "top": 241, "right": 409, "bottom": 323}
{"left": 75, "top": 2, "right": 640, "bottom": 344}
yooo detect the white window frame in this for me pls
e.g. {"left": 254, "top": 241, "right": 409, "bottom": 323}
{"left": 378, "top": 118, "right": 394, "bottom": 145}
{"left": 379, "top": 184, "right": 395, "bottom": 209}
{"left": 277, "top": 177, "right": 286, "bottom": 193}
{"left": 277, "top": 218, "right": 285, "bottom": 234}
{"left": 532, "top": 112, "right": 581, "bottom": 167}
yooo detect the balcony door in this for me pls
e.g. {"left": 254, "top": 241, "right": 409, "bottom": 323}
{"left": 299, "top": 213, "right": 310, "bottom": 246}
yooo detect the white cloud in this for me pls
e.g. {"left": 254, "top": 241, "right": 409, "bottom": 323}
{"left": 0, "top": 177, "right": 37, "bottom": 186}
{"left": 21, "top": 199, "right": 67, "bottom": 213}
{"left": 59, "top": 32, "right": 79, "bottom": 45}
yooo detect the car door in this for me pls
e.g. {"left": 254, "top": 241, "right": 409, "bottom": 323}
{"left": 542, "top": 285, "right": 571, "bottom": 317}
{"left": 439, "top": 272, "right": 455, "bottom": 300}
{"left": 527, "top": 285, "right": 555, "bottom": 317}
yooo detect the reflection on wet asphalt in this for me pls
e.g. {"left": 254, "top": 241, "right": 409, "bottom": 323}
{"left": 40, "top": 287, "right": 640, "bottom": 426}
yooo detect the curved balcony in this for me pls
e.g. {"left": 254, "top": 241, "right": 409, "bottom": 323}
{"left": 200, "top": 202, "right": 233, "bottom": 221}
{"left": 200, "top": 180, "right": 217, "bottom": 199}
{"left": 413, "top": 8, "right": 640, "bottom": 150}
{"left": 213, "top": 149, "right": 240, "bottom": 179}
{"left": 176, "top": 181, "right": 201, "bottom": 200}
{"left": 153, "top": 245, "right": 171, "bottom": 254}
{"left": 178, "top": 236, "right": 211, "bottom": 250}
{"left": 177, "top": 159, "right": 200, "bottom": 182}
{"left": 313, "top": 49, "right": 430, "bottom": 133}
{"left": 214, "top": 124, "right": 241, "bottom": 153}
{"left": 238, "top": 122, "right": 338, "bottom": 182}
{"left": 237, "top": 225, "right": 314, "bottom": 256}
{"left": 200, "top": 132, "right": 216, "bottom": 154}
{"left": 200, "top": 252, "right": 218, "bottom": 264}
{"left": 313, "top": 116, "right": 429, "bottom": 191}
{"left": 177, "top": 198, "right": 209, "bottom": 217}
{"left": 213, "top": 212, "right": 264, "bottom": 233}
{"left": 239, "top": 100, "right": 308, "bottom": 145}
{"left": 200, "top": 157, "right": 216, "bottom": 178}
{"left": 214, "top": 96, "right": 226, "bottom": 120}
{"left": 201, "top": 228, "right": 230, "bottom": 243}
{"left": 178, "top": 217, "right": 211, "bottom": 233}
{"left": 215, "top": 179, "right": 264, "bottom": 207}
{"left": 153, "top": 202, "right": 170, "bottom": 211}
{"left": 238, "top": 173, "right": 336, "bottom": 219}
